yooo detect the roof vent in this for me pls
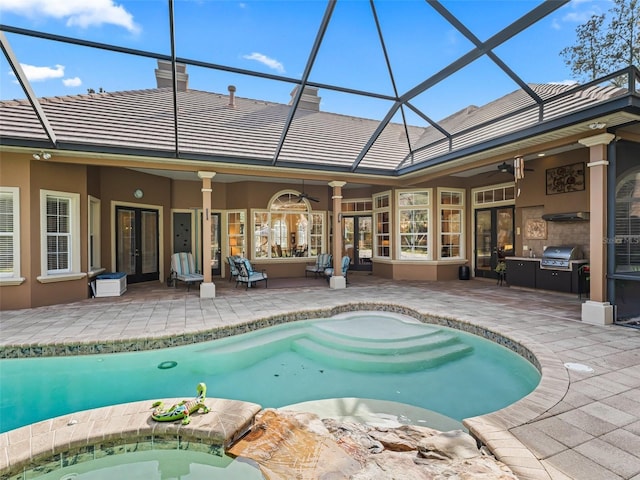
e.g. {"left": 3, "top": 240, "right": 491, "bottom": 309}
{"left": 228, "top": 85, "right": 236, "bottom": 107}
{"left": 290, "top": 86, "right": 321, "bottom": 112}
{"left": 155, "top": 60, "right": 188, "bottom": 92}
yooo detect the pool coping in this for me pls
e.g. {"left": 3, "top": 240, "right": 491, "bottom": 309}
{"left": 0, "top": 303, "right": 568, "bottom": 480}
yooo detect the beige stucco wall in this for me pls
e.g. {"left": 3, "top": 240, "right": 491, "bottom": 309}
{"left": 0, "top": 155, "right": 32, "bottom": 310}
{"left": 30, "top": 159, "right": 89, "bottom": 308}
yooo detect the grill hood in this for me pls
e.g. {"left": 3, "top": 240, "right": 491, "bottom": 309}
{"left": 541, "top": 212, "right": 590, "bottom": 222}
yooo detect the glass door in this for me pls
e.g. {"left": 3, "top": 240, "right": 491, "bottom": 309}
{"left": 210, "top": 213, "right": 222, "bottom": 276}
{"left": 196, "top": 212, "right": 222, "bottom": 276}
{"left": 474, "top": 206, "right": 514, "bottom": 279}
{"left": 116, "top": 206, "right": 159, "bottom": 283}
{"left": 342, "top": 215, "right": 373, "bottom": 271}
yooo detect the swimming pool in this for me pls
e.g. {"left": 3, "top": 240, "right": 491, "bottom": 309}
{"left": 0, "top": 312, "right": 540, "bottom": 433}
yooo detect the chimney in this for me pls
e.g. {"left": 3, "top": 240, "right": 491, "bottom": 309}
{"left": 228, "top": 85, "right": 236, "bottom": 107}
{"left": 155, "top": 60, "right": 188, "bottom": 92}
{"left": 290, "top": 86, "right": 320, "bottom": 112}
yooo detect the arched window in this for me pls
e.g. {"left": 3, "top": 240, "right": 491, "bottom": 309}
{"left": 253, "top": 192, "right": 324, "bottom": 259}
{"left": 615, "top": 169, "right": 640, "bottom": 273}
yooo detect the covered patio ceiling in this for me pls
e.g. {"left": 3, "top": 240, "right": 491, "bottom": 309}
{"left": 1, "top": 0, "right": 640, "bottom": 183}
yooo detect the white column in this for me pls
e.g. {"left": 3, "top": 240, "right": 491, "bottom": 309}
{"left": 578, "top": 133, "right": 615, "bottom": 325}
{"left": 198, "top": 171, "right": 216, "bottom": 299}
{"left": 329, "top": 181, "right": 347, "bottom": 289}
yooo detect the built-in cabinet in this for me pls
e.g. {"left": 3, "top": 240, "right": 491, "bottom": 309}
{"left": 536, "top": 268, "right": 572, "bottom": 293}
{"left": 505, "top": 257, "right": 587, "bottom": 294}
{"left": 505, "top": 259, "right": 538, "bottom": 289}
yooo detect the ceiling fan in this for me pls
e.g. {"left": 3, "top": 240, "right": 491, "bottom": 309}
{"left": 294, "top": 180, "right": 320, "bottom": 202}
{"left": 494, "top": 160, "right": 534, "bottom": 176}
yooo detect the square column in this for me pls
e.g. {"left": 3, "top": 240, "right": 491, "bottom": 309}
{"left": 198, "top": 171, "right": 216, "bottom": 299}
{"left": 578, "top": 133, "right": 615, "bottom": 325}
{"left": 329, "top": 181, "right": 347, "bottom": 289}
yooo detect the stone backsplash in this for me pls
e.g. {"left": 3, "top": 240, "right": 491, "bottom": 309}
{"left": 521, "top": 206, "right": 590, "bottom": 259}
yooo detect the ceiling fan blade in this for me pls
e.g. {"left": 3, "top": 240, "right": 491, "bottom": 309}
{"left": 308, "top": 196, "right": 320, "bottom": 202}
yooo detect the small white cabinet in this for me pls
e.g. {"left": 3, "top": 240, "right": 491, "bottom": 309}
{"left": 94, "top": 272, "right": 127, "bottom": 297}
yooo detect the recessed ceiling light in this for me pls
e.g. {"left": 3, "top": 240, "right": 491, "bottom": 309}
{"left": 537, "top": 153, "right": 545, "bottom": 157}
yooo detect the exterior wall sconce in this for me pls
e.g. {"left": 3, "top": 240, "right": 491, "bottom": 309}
{"left": 134, "top": 188, "right": 144, "bottom": 199}
{"left": 32, "top": 151, "right": 51, "bottom": 160}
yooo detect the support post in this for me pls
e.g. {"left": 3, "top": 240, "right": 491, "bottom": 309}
{"left": 578, "top": 133, "right": 615, "bottom": 325}
{"left": 329, "top": 181, "right": 347, "bottom": 289}
{"left": 198, "top": 171, "right": 216, "bottom": 298}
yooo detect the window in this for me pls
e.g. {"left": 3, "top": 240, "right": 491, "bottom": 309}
{"left": 342, "top": 200, "right": 372, "bottom": 212}
{"left": 40, "top": 190, "right": 81, "bottom": 279}
{"left": 253, "top": 192, "right": 324, "bottom": 258}
{"left": 88, "top": 196, "right": 101, "bottom": 271}
{"left": 397, "top": 190, "right": 431, "bottom": 259}
{"left": 439, "top": 189, "right": 464, "bottom": 259}
{"left": 0, "top": 187, "right": 20, "bottom": 280}
{"left": 373, "top": 192, "right": 391, "bottom": 258}
{"left": 473, "top": 184, "right": 515, "bottom": 206}
{"left": 227, "top": 210, "right": 246, "bottom": 257}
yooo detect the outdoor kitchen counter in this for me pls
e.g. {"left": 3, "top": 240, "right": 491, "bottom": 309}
{"left": 505, "top": 257, "right": 588, "bottom": 293}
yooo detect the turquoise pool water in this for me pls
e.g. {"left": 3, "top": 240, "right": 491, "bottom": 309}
{"left": 0, "top": 312, "right": 540, "bottom": 433}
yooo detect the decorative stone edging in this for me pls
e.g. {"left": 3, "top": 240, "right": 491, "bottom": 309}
{"left": 0, "top": 303, "right": 540, "bottom": 370}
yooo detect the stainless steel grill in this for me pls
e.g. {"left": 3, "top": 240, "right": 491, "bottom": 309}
{"left": 540, "top": 246, "right": 584, "bottom": 270}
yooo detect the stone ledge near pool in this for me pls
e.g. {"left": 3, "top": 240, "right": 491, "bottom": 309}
{"left": 0, "top": 397, "right": 261, "bottom": 478}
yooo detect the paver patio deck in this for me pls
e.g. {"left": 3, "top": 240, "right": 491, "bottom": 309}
{"left": 1, "top": 273, "right": 639, "bottom": 479}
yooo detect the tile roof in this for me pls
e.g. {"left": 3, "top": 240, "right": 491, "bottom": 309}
{"left": 0, "top": 81, "right": 628, "bottom": 175}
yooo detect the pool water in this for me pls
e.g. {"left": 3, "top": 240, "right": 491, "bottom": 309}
{"left": 0, "top": 312, "right": 540, "bottom": 433}
{"left": 31, "top": 449, "right": 264, "bottom": 480}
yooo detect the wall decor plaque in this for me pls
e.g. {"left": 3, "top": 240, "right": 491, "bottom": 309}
{"left": 525, "top": 218, "right": 547, "bottom": 239}
{"left": 546, "top": 162, "right": 585, "bottom": 194}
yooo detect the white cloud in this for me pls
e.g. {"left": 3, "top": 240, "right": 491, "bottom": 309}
{"left": 561, "top": 0, "right": 607, "bottom": 25}
{"left": 242, "top": 52, "right": 285, "bottom": 74}
{"left": 63, "top": 77, "right": 82, "bottom": 87}
{"left": 0, "top": 0, "right": 140, "bottom": 34}
{"left": 19, "top": 63, "right": 65, "bottom": 82}
{"left": 550, "top": 79, "right": 580, "bottom": 86}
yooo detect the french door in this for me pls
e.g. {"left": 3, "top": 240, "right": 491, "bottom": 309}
{"left": 342, "top": 215, "right": 373, "bottom": 271}
{"left": 209, "top": 212, "right": 222, "bottom": 276}
{"left": 116, "top": 206, "right": 159, "bottom": 283}
{"left": 474, "top": 206, "right": 514, "bottom": 279}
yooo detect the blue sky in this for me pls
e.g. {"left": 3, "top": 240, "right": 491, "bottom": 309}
{"left": 0, "top": 0, "right": 614, "bottom": 123}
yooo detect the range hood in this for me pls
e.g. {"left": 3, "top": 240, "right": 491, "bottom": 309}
{"left": 541, "top": 212, "right": 590, "bottom": 222}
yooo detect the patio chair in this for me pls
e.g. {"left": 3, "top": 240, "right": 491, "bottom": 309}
{"left": 170, "top": 252, "right": 204, "bottom": 291}
{"left": 324, "top": 255, "right": 350, "bottom": 284}
{"left": 305, "top": 253, "right": 332, "bottom": 278}
{"left": 235, "top": 258, "right": 268, "bottom": 289}
{"left": 226, "top": 255, "right": 242, "bottom": 281}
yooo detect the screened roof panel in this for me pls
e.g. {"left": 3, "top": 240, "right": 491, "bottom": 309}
{"left": 307, "top": 0, "right": 395, "bottom": 96}
{"left": 373, "top": 0, "right": 476, "bottom": 95}
{"left": 173, "top": 0, "right": 323, "bottom": 81}
{"left": 440, "top": 0, "right": 541, "bottom": 41}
